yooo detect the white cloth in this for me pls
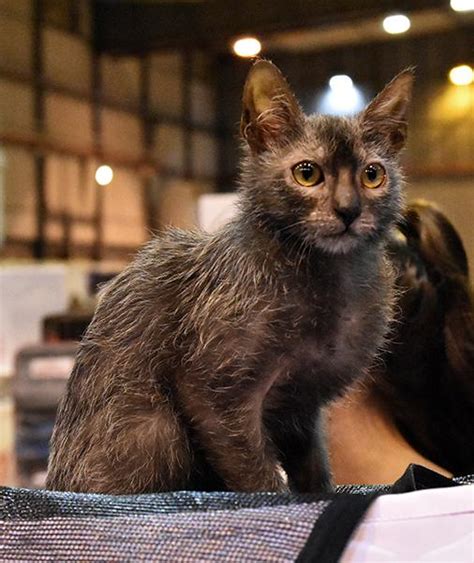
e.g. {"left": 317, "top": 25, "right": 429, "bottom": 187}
{"left": 342, "top": 484, "right": 474, "bottom": 562}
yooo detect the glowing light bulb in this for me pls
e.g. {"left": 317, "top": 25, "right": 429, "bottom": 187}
{"left": 383, "top": 14, "right": 411, "bottom": 34}
{"left": 318, "top": 75, "right": 366, "bottom": 116}
{"left": 329, "top": 75, "right": 353, "bottom": 91}
{"left": 450, "top": 0, "right": 474, "bottom": 12}
{"left": 95, "top": 165, "right": 113, "bottom": 186}
{"left": 232, "top": 37, "right": 262, "bottom": 58}
{"left": 449, "top": 65, "right": 473, "bottom": 86}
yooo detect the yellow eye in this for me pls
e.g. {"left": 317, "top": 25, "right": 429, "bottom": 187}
{"left": 362, "top": 163, "right": 386, "bottom": 189}
{"left": 292, "top": 161, "right": 323, "bottom": 187}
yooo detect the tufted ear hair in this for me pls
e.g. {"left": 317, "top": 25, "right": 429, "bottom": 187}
{"left": 362, "top": 68, "right": 415, "bottom": 153}
{"left": 241, "top": 60, "right": 304, "bottom": 154}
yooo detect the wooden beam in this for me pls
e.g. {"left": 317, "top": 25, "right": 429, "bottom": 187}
{"left": 92, "top": 0, "right": 448, "bottom": 54}
{"left": 0, "top": 67, "right": 227, "bottom": 136}
{"left": 0, "top": 131, "right": 221, "bottom": 183}
{"left": 32, "top": 0, "right": 46, "bottom": 260}
{"left": 182, "top": 50, "right": 193, "bottom": 180}
{"left": 140, "top": 55, "right": 160, "bottom": 232}
{"left": 91, "top": 50, "right": 103, "bottom": 261}
{"left": 0, "top": 131, "right": 159, "bottom": 172}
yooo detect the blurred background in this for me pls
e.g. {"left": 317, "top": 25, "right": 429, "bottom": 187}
{"left": 0, "top": 0, "right": 472, "bottom": 488}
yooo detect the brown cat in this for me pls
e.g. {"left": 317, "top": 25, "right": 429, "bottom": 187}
{"left": 47, "top": 61, "right": 413, "bottom": 494}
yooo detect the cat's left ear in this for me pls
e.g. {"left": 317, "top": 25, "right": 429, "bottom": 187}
{"left": 362, "top": 69, "right": 415, "bottom": 152}
{"left": 241, "top": 60, "right": 304, "bottom": 153}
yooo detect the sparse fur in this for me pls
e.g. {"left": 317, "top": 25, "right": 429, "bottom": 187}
{"left": 47, "top": 61, "right": 413, "bottom": 494}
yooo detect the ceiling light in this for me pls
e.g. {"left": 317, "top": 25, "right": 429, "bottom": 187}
{"left": 329, "top": 75, "right": 353, "bottom": 91}
{"left": 450, "top": 0, "right": 474, "bottom": 12}
{"left": 382, "top": 14, "right": 411, "bottom": 34}
{"left": 232, "top": 37, "right": 262, "bottom": 58}
{"left": 449, "top": 65, "right": 473, "bottom": 86}
{"left": 318, "top": 77, "right": 366, "bottom": 116}
{"left": 95, "top": 165, "right": 114, "bottom": 186}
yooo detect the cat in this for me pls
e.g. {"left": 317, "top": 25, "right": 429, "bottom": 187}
{"left": 46, "top": 60, "right": 413, "bottom": 494}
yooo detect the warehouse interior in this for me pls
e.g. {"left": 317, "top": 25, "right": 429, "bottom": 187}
{"left": 0, "top": 0, "right": 473, "bottom": 488}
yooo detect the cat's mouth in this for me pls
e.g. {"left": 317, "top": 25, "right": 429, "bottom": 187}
{"left": 326, "top": 224, "right": 357, "bottom": 238}
{"left": 321, "top": 232, "right": 360, "bottom": 254}
{"left": 308, "top": 225, "right": 365, "bottom": 254}
{"left": 304, "top": 219, "right": 374, "bottom": 253}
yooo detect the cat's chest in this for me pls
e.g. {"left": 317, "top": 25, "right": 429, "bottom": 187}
{"left": 285, "top": 287, "right": 370, "bottom": 351}
{"left": 272, "top": 267, "right": 387, "bottom": 390}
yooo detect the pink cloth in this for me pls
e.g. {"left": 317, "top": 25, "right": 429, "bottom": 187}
{"left": 343, "top": 484, "right": 474, "bottom": 562}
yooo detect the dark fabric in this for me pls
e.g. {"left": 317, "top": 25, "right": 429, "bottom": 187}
{"left": 335, "top": 465, "right": 471, "bottom": 495}
{"left": 296, "top": 492, "right": 379, "bottom": 563}
{"left": 455, "top": 474, "right": 474, "bottom": 485}
{"left": 0, "top": 466, "right": 472, "bottom": 562}
{"left": 0, "top": 487, "right": 323, "bottom": 520}
{"left": 0, "top": 487, "right": 333, "bottom": 562}
{"left": 390, "top": 463, "right": 460, "bottom": 494}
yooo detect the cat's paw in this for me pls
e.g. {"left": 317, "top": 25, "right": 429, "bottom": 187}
{"left": 276, "top": 463, "right": 289, "bottom": 487}
{"left": 268, "top": 463, "right": 290, "bottom": 492}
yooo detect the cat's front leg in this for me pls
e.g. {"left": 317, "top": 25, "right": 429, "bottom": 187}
{"left": 271, "top": 406, "right": 333, "bottom": 493}
{"left": 285, "top": 434, "right": 333, "bottom": 493}
{"left": 179, "top": 381, "right": 289, "bottom": 492}
{"left": 204, "top": 413, "right": 289, "bottom": 492}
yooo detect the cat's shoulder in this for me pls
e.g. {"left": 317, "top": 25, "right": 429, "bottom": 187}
{"left": 136, "top": 227, "right": 212, "bottom": 260}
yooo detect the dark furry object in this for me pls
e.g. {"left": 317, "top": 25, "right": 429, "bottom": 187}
{"left": 373, "top": 201, "right": 474, "bottom": 475}
{"left": 47, "top": 61, "right": 413, "bottom": 494}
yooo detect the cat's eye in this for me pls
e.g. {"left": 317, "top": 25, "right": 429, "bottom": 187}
{"left": 292, "top": 161, "right": 323, "bottom": 187}
{"left": 361, "top": 163, "right": 386, "bottom": 189}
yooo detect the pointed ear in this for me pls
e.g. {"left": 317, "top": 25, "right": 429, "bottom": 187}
{"left": 362, "top": 69, "right": 415, "bottom": 152}
{"left": 241, "top": 60, "right": 303, "bottom": 153}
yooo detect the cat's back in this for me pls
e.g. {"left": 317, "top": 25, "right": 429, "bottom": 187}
{"left": 96, "top": 227, "right": 215, "bottom": 309}
{"left": 76, "top": 222, "right": 259, "bottom": 362}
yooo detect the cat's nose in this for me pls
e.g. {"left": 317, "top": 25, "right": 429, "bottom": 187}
{"left": 335, "top": 205, "right": 361, "bottom": 228}
{"left": 333, "top": 177, "right": 361, "bottom": 228}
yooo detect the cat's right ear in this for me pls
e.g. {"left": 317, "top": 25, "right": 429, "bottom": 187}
{"left": 241, "top": 60, "right": 303, "bottom": 153}
{"left": 362, "top": 68, "right": 415, "bottom": 153}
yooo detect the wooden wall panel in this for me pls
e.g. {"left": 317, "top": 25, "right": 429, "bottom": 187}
{"left": 70, "top": 158, "right": 96, "bottom": 220}
{"left": 0, "top": 14, "right": 32, "bottom": 77}
{"left": 149, "top": 52, "right": 183, "bottom": 117}
{"left": 0, "top": 12, "right": 221, "bottom": 259}
{"left": 3, "top": 147, "right": 36, "bottom": 240}
{"left": 420, "top": 83, "right": 473, "bottom": 168}
{"left": 406, "top": 179, "right": 474, "bottom": 275}
{"left": 45, "top": 155, "right": 91, "bottom": 214}
{"left": 44, "top": 155, "right": 63, "bottom": 214}
{"left": 102, "top": 168, "right": 145, "bottom": 247}
{"left": 0, "top": 0, "right": 31, "bottom": 20}
{"left": 43, "top": 29, "right": 90, "bottom": 96}
{"left": 101, "top": 108, "right": 142, "bottom": 159}
{"left": 159, "top": 179, "right": 198, "bottom": 229}
{"left": 191, "top": 131, "right": 217, "bottom": 178}
{"left": 154, "top": 124, "right": 184, "bottom": 174}
{"left": 45, "top": 218, "right": 62, "bottom": 243}
{"left": 0, "top": 80, "right": 34, "bottom": 133}
{"left": 404, "top": 82, "right": 474, "bottom": 171}
{"left": 71, "top": 222, "right": 95, "bottom": 246}
{"left": 46, "top": 93, "right": 93, "bottom": 148}
{"left": 72, "top": 157, "right": 96, "bottom": 253}
{"left": 102, "top": 55, "right": 140, "bottom": 109}
{"left": 190, "top": 80, "right": 215, "bottom": 127}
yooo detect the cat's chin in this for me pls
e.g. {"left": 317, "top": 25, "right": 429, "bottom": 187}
{"left": 312, "top": 232, "right": 365, "bottom": 255}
